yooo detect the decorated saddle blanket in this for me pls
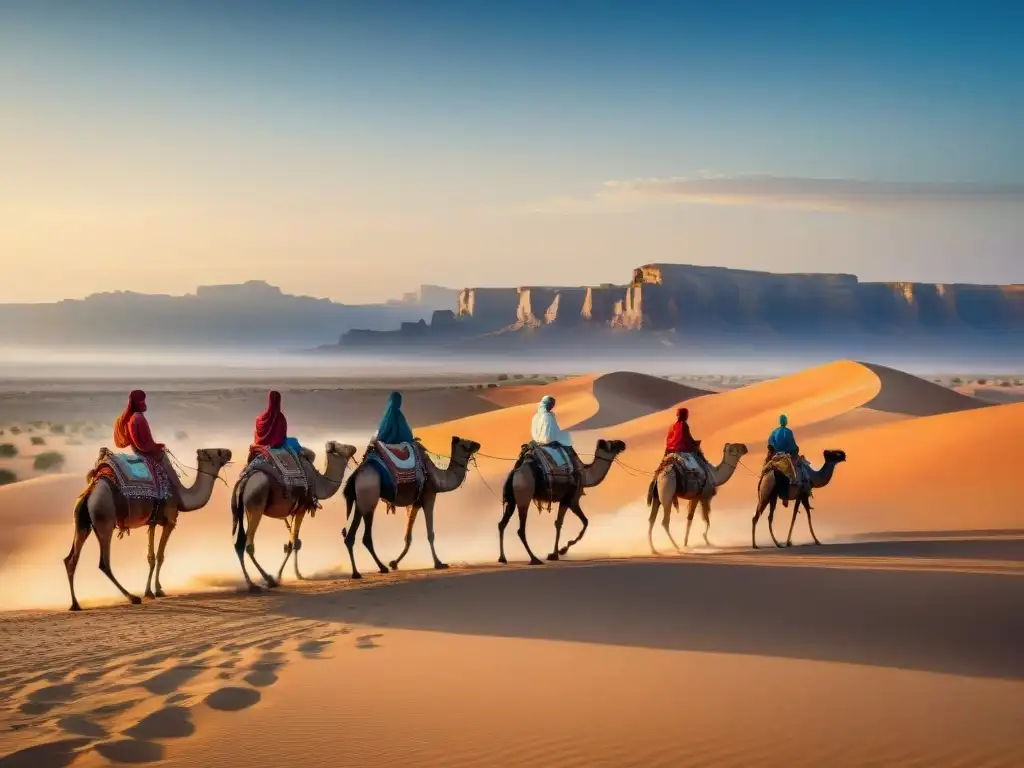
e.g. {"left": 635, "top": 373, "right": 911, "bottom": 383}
{"left": 657, "top": 451, "right": 713, "bottom": 494}
{"left": 763, "top": 453, "right": 810, "bottom": 488}
{"left": 365, "top": 440, "right": 425, "bottom": 504}
{"left": 526, "top": 442, "right": 577, "bottom": 488}
{"left": 241, "top": 446, "right": 317, "bottom": 512}
{"left": 90, "top": 449, "right": 172, "bottom": 501}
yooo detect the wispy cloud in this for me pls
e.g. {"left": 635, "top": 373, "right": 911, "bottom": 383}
{"left": 525, "top": 174, "right": 1024, "bottom": 215}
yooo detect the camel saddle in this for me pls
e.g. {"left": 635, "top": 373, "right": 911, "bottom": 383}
{"left": 88, "top": 448, "right": 174, "bottom": 534}
{"left": 660, "top": 451, "right": 713, "bottom": 494}
{"left": 241, "top": 447, "right": 318, "bottom": 515}
{"left": 763, "top": 452, "right": 812, "bottom": 505}
{"left": 519, "top": 442, "right": 583, "bottom": 505}
{"left": 364, "top": 439, "right": 426, "bottom": 507}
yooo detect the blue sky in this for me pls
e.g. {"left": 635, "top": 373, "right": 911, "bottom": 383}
{"left": 1, "top": 0, "right": 1021, "bottom": 302}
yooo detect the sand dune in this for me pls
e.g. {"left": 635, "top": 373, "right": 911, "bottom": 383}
{"left": 573, "top": 372, "right": 707, "bottom": 430}
{"left": 860, "top": 361, "right": 987, "bottom": 415}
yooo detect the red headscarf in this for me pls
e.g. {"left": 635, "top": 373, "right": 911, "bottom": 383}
{"left": 252, "top": 390, "right": 288, "bottom": 449}
{"left": 665, "top": 406, "right": 698, "bottom": 453}
{"left": 113, "top": 390, "right": 165, "bottom": 454}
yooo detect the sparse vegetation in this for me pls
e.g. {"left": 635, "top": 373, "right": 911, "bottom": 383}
{"left": 1000, "top": 380, "right": 1012, "bottom": 387}
{"left": 10, "top": 426, "right": 21, "bottom": 435}
{"left": 50, "top": 423, "right": 66, "bottom": 434}
{"left": 487, "top": 383, "right": 498, "bottom": 388}
{"left": 497, "top": 373, "right": 509, "bottom": 381}
{"left": 976, "top": 378, "right": 988, "bottom": 386}
{"left": 0, "top": 443, "right": 18, "bottom": 458}
{"left": 951, "top": 377, "right": 963, "bottom": 386}
{"left": 30, "top": 436, "right": 46, "bottom": 446}
{"left": 0, "top": 469, "right": 16, "bottom": 486}
{"left": 33, "top": 451, "right": 66, "bottom": 472}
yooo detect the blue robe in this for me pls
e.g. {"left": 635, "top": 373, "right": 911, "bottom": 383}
{"left": 376, "top": 392, "right": 414, "bottom": 445}
{"left": 769, "top": 425, "right": 799, "bottom": 455}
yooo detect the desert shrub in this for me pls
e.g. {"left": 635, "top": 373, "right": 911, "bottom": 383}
{"left": 10, "top": 426, "right": 21, "bottom": 435}
{"left": 175, "top": 430, "right": 189, "bottom": 441}
{"left": 50, "top": 423, "right": 66, "bottom": 434}
{"left": 976, "top": 378, "right": 988, "bottom": 386}
{"left": 30, "top": 436, "right": 46, "bottom": 446}
{"left": 1000, "top": 380, "right": 1012, "bottom": 387}
{"left": 512, "top": 374, "right": 523, "bottom": 380}
{"left": 497, "top": 373, "right": 509, "bottom": 381}
{"left": 33, "top": 451, "right": 66, "bottom": 472}
{"left": 0, "top": 469, "right": 16, "bottom": 485}
{"left": 0, "top": 443, "right": 17, "bottom": 458}
{"left": 487, "top": 383, "right": 498, "bottom": 389}
{"left": 950, "top": 377, "right": 963, "bottom": 386}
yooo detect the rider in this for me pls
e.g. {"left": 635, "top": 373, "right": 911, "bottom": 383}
{"left": 375, "top": 391, "right": 415, "bottom": 445}
{"left": 531, "top": 395, "right": 584, "bottom": 482}
{"left": 664, "top": 407, "right": 711, "bottom": 475}
{"left": 113, "top": 389, "right": 171, "bottom": 522}
{"left": 248, "top": 390, "right": 304, "bottom": 463}
{"left": 767, "top": 413, "right": 803, "bottom": 504}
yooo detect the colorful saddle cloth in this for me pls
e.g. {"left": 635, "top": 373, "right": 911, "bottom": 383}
{"left": 763, "top": 452, "right": 810, "bottom": 489}
{"left": 90, "top": 448, "right": 172, "bottom": 501}
{"left": 523, "top": 443, "right": 579, "bottom": 496}
{"left": 660, "top": 451, "right": 713, "bottom": 493}
{"left": 365, "top": 440, "right": 425, "bottom": 504}
{"left": 242, "top": 446, "right": 316, "bottom": 513}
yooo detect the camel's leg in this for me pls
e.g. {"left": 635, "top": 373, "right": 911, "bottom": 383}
{"left": 144, "top": 524, "right": 158, "bottom": 599}
{"left": 752, "top": 483, "right": 772, "bottom": 549}
{"left": 421, "top": 494, "right": 448, "bottom": 570}
{"left": 516, "top": 504, "right": 543, "bottom": 565}
{"left": 64, "top": 510, "right": 92, "bottom": 612}
{"left": 548, "top": 502, "right": 569, "bottom": 561}
{"left": 699, "top": 498, "right": 713, "bottom": 547}
{"left": 390, "top": 504, "right": 421, "bottom": 570}
{"left": 558, "top": 501, "right": 589, "bottom": 556}
{"left": 805, "top": 499, "right": 822, "bottom": 546}
{"left": 277, "top": 512, "right": 307, "bottom": 582}
{"left": 785, "top": 499, "right": 800, "bottom": 547}
{"left": 95, "top": 518, "right": 142, "bottom": 605}
{"left": 682, "top": 498, "right": 698, "bottom": 549}
{"left": 360, "top": 509, "right": 390, "bottom": 574}
{"left": 767, "top": 495, "right": 783, "bottom": 548}
{"left": 233, "top": 510, "right": 258, "bottom": 592}
{"left": 647, "top": 491, "right": 662, "bottom": 555}
{"left": 498, "top": 500, "right": 515, "bottom": 564}
{"left": 152, "top": 522, "right": 175, "bottom": 597}
{"left": 343, "top": 508, "right": 364, "bottom": 579}
{"left": 244, "top": 512, "right": 278, "bottom": 588}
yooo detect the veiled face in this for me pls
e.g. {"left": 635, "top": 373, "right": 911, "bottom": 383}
{"left": 390, "top": 392, "right": 403, "bottom": 408}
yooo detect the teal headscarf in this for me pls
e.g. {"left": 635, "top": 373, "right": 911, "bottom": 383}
{"left": 779, "top": 414, "right": 788, "bottom": 427}
{"left": 376, "top": 391, "right": 414, "bottom": 444}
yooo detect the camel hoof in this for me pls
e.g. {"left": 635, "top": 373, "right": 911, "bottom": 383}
{"left": 145, "top": 589, "right": 155, "bottom": 599}
{"left": 265, "top": 578, "right": 278, "bottom": 588}
{"left": 377, "top": 566, "right": 390, "bottom": 575}
{"left": 498, "top": 556, "right": 508, "bottom": 565}
{"left": 529, "top": 558, "right": 543, "bottom": 566}
{"left": 69, "top": 603, "right": 81, "bottom": 612}
{"left": 558, "top": 547, "right": 569, "bottom": 556}
{"left": 546, "top": 553, "right": 559, "bottom": 561}
{"left": 351, "top": 572, "right": 362, "bottom": 580}
{"left": 650, "top": 549, "right": 659, "bottom": 556}
{"left": 129, "top": 595, "right": 143, "bottom": 605}
{"left": 434, "top": 562, "right": 449, "bottom": 570}
{"left": 247, "top": 584, "right": 262, "bottom": 593}
{"left": 812, "top": 540, "right": 822, "bottom": 546}
{"left": 388, "top": 561, "right": 399, "bottom": 570}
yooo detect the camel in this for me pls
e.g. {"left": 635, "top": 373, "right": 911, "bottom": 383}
{"left": 64, "top": 447, "right": 233, "bottom": 611}
{"left": 498, "top": 439, "right": 627, "bottom": 565}
{"left": 646, "top": 443, "right": 749, "bottom": 553}
{"left": 752, "top": 449, "right": 847, "bottom": 549}
{"left": 231, "top": 441, "right": 358, "bottom": 590}
{"left": 342, "top": 436, "right": 481, "bottom": 579}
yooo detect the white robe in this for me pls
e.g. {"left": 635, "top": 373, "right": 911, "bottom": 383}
{"left": 531, "top": 406, "right": 573, "bottom": 447}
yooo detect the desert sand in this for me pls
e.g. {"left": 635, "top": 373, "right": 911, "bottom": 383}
{"left": 1, "top": 361, "right": 1022, "bottom": 766}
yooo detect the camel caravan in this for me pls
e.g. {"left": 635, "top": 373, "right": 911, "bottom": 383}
{"left": 64, "top": 388, "right": 846, "bottom": 610}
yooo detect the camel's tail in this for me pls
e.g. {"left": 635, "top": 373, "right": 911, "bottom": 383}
{"left": 501, "top": 468, "right": 515, "bottom": 507}
{"left": 646, "top": 478, "right": 658, "bottom": 508}
{"left": 771, "top": 469, "right": 790, "bottom": 506}
{"left": 73, "top": 483, "right": 94, "bottom": 535}
{"left": 341, "top": 470, "right": 357, "bottom": 538}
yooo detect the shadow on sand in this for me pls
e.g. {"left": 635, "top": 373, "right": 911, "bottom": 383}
{"left": 271, "top": 538, "right": 1024, "bottom": 681}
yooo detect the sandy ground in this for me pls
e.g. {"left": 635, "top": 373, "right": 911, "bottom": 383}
{"left": 2, "top": 361, "right": 1022, "bottom": 766}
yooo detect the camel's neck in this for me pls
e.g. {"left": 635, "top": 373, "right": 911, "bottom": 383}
{"left": 809, "top": 460, "right": 838, "bottom": 488}
{"left": 710, "top": 453, "right": 741, "bottom": 486}
{"left": 431, "top": 450, "right": 471, "bottom": 493}
{"left": 311, "top": 455, "right": 350, "bottom": 499}
{"left": 582, "top": 453, "right": 615, "bottom": 488}
{"left": 176, "top": 462, "right": 221, "bottom": 512}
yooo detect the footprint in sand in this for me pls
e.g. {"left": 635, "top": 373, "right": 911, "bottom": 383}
{"left": 140, "top": 665, "right": 204, "bottom": 696}
{"left": 355, "top": 634, "right": 384, "bottom": 650}
{"left": 57, "top": 715, "right": 109, "bottom": 739}
{"left": 297, "top": 639, "right": 334, "bottom": 658}
{"left": 123, "top": 706, "right": 195, "bottom": 740}
{"left": 204, "top": 687, "right": 261, "bottom": 712}
{"left": 243, "top": 653, "right": 287, "bottom": 688}
{"left": 0, "top": 737, "right": 93, "bottom": 768}
{"left": 19, "top": 682, "right": 77, "bottom": 716}
{"left": 93, "top": 739, "right": 164, "bottom": 764}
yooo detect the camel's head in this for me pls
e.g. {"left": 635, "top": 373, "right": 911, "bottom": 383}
{"left": 724, "top": 443, "right": 749, "bottom": 459}
{"left": 196, "top": 448, "right": 232, "bottom": 469}
{"left": 325, "top": 441, "right": 358, "bottom": 462}
{"left": 451, "top": 436, "right": 482, "bottom": 456}
{"left": 823, "top": 449, "right": 847, "bottom": 464}
{"left": 596, "top": 439, "right": 627, "bottom": 455}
